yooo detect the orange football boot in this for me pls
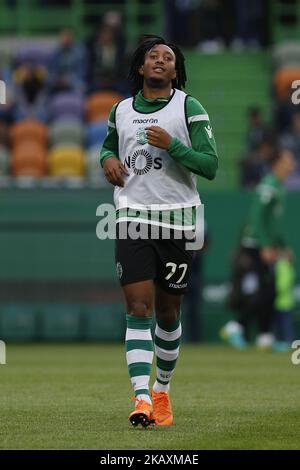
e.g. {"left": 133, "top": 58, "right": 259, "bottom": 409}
{"left": 129, "top": 397, "right": 154, "bottom": 428}
{"left": 151, "top": 389, "right": 174, "bottom": 426}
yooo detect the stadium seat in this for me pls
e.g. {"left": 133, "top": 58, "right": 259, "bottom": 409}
{"left": 14, "top": 43, "right": 52, "bottom": 67}
{"left": 86, "top": 91, "right": 123, "bottom": 122}
{"left": 50, "top": 120, "right": 84, "bottom": 147}
{"left": 48, "top": 146, "right": 86, "bottom": 176}
{"left": 49, "top": 93, "right": 84, "bottom": 121}
{"left": 274, "top": 67, "right": 300, "bottom": 100}
{"left": 10, "top": 119, "right": 48, "bottom": 148}
{"left": 0, "top": 145, "right": 9, "bottom": 175}
{"left": 12, "top": 142, "right": 46, "bottom": 176}
{"left": 85, "top": 120, "right": 108, "bottom": 148}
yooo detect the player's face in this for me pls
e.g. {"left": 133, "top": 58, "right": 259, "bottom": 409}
{"left": 139, "top": 44, "right": 176, "bottom": 88}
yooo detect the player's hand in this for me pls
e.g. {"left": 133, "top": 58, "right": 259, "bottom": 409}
{"left": 103, "top": 156, "right": 129, "bottom": 187}
{"left": 260, "top": 247, "right": 278, "bottom": 264}
{"left": 145, "top": 126, "right": 172, "bottom": 149}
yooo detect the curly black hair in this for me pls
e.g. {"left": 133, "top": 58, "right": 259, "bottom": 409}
{"left": 128, "top": 35, "right": 187, "bottom": 96}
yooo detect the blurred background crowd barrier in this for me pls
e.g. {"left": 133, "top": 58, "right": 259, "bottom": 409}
{"left": 0, "top": 0, "right": 300, "bottom": 342}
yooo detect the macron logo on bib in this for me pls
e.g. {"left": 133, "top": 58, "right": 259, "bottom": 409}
{"left": 133, "top": 118, "right": 158, "bottom": 124}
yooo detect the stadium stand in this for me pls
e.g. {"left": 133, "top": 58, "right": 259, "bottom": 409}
{"left": 1, "top": 45, "right": 271, "bottom": 188}
{"left": 0, "top": 1, "right": 300, "bottom": 343}
{"left": 0, "top": 1, "right": 163, "bottom": 45}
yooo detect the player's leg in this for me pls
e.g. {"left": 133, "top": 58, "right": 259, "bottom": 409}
{"left": 115, "top": 224, "right": 156, "bottom": 425}
{"left": 115, "top": 227, "right": 157, "bottom": 427}
{"left": 150, "top": 236, "right": 194, "bottom": 425}
{"left": 122, "top": 280, "right": 156, "bottom": 427}
{"left": 155, "top": 286, "right": 182, "bottom": 388}
{"left": 151, "top": 288, "right": 182, "bottom": 426}
{"left": 123, "top": 280, "right": 154, "bottom": 403}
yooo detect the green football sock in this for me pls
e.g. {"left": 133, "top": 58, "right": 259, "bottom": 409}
{"left": 125, "top": 314, "right": 154, "bottom": 403}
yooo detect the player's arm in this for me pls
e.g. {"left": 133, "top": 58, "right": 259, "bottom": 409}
{"left": 100, "top": 104, "right": 119, "bottom": 165}
{"left": 169, "top": 96, "right": 218, "bottom": 179}
{"left": 146, "top": 96, "right": 218, "bottom": 180}
{"left": 100, "top": 104, "right": 128, "bottom": 187}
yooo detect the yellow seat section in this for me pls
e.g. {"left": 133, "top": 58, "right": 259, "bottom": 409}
{"left": 48, "top": 146, "right": 86, "bottom": 177}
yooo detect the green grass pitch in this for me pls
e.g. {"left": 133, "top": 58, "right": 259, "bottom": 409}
{"left": 0, "top": 344, "right": 299, "bottom": 450}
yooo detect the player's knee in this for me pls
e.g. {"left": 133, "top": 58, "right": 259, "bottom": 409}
{"left": 127, "top": 300, "right": 152, "bottom": 318}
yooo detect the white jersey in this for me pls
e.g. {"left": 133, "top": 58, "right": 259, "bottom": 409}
{"left": 114, "top": 89, "right": 201, "bottom": 211}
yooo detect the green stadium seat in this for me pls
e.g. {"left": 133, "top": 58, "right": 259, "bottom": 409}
{"left": 50, "top": 120, "right": 84, "bottom": 147}
{"left": 40, "top": 304, "right": 82, "bottom": 340}
{"left": 83, "top": 303, "right": 125, "bottom": 341}
{"left": 0, "top": 303, "right": 37, "bottom": 340}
